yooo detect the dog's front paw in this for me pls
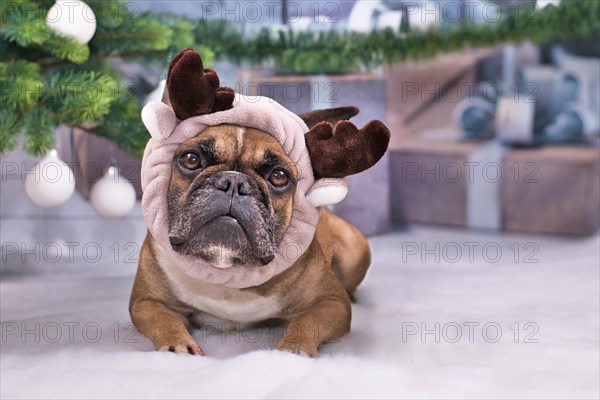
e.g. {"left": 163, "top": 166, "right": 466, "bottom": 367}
{"left": 275, "top": 339, "right": 319, "bottom": 358}
{"left": 156, "top": 334, "right": 204, "bottom": 356}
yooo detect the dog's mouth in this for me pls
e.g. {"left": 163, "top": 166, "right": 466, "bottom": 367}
{"left": 168, "top": 213, "right": 275, "bottom": 268}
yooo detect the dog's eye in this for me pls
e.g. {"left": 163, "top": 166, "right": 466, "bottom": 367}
{"left": 268, "top": 168, "right": 289, "bottom": 188}
{"left": 180, "top": 152, "right": 202, "bottom": 171}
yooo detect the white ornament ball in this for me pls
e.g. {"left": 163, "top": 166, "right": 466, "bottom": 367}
{"left": 25, "top": 149, "right": 76, "bottom": 208}
{"left": 90, "top": 167, "right": 136, "bottom": 219}
{"left": 46, "top": 0, "right": 97, "bottom": 44}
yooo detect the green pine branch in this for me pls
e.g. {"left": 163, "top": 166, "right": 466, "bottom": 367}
{"left": 0, "top": 109, "right": 22, "bottom": 153}
{"left": 0, "top": 1, "right": 90, "bottom": 64}
{"left": 196, "top": 1, "right": 599, "bottom": 75}
{"left": 1, "top": 0, "right": 598, "bottom": 158}
{"left": 87, "top": 91, "right": 148, "bottom": 158}
{"left": 44, "top": 71, "right": 119, "bottom": 125}
{"left": 91, "top": 16, "right": 174, "bottom": 54}
{"left": 0, "top": 0, "right": 207, "bottom": 157}
{"left": 23, "top": 108, "right": 55, "bottom": 155}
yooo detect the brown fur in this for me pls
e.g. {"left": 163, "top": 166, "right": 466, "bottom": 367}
{"left": 130, "top": 207, "right": 369, "bottom": 357}
{"left": 167, "top": 125, "right": 296, "bottom": 265}
{"left": 130, "top": 125, "right": 371, "bottom": 357}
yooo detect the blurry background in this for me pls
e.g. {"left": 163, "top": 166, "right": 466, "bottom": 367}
{"left": 2, "top": 0, "right": 598, "bottom": 268}
{"left": 1, "top": 1, "right": 599, "bottom": 398}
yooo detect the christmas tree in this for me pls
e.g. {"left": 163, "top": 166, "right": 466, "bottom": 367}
{"left": 0, "top": 0, "right": 212, "bottom": 157}
{"left": 2, "top": 1, "right": 598, "bottom": 158}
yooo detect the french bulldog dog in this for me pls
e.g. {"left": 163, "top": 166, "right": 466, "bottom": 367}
{"left": 130, "top": 49, "right": 390, "bottom": 357}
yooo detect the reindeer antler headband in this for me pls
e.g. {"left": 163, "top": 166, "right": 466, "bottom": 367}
{"left": 167, "top": 49, "right": 235, "bottom": 119}
{"left": 139, "top": 49, "right": 390, "bottom": 289}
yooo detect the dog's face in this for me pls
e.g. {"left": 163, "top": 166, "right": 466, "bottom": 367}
{"left": 167, "top": 124, "right": 297, "bottom": 269}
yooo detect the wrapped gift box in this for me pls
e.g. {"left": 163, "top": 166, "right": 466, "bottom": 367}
{"left": 391, "top": 139, "right": 600, "bottom": 236}
{"left": 58, "top": 126, "right": 143, "bottom": 200}
{"left": 501, "top": 146, "right": 599, "bottom": 235}
{"left": 383, "top": 48, "right": 500, "bottom": 147}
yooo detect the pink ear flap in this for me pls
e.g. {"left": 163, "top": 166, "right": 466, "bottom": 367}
{"left": 141, "top": 101, "right": 179, "bottom": 141}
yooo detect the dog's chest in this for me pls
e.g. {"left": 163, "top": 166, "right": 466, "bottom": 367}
{"left": 155, "top": 246, "right": 281, "bottom": 323}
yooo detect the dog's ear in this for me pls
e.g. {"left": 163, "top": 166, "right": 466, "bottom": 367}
{"left": 299, "top": 106, "right": 359, "bottom": 129}
{"left": 305, "top": 119, "right": 390, "bottom": 179}
{"left": 167, "top": 48, "right": 235, "bottom": 120}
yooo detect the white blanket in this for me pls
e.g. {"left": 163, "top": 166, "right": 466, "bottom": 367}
{"left": 1, "top": 227, "right": 598, "bottom": 399}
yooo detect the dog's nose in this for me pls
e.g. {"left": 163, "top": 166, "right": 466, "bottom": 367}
{"left": 214, "top": 172, "right": 252, "bottom": 196}
{"left": 169, "top": 236, "right": 186, "bottom": 251}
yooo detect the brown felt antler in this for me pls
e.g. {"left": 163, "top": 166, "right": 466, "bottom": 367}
{"left": 167, "top": 48, "right": 234, "bottom": 120}
{"left": 299, "top": 106, "right": 359, "bottom": 129}
{"left": 305, "top": 120, "right": 390, "bottom": 179}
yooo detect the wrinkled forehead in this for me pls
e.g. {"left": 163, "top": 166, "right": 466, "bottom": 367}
{"left": 173, "top": 124, "right": 297, "bottom": 173}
